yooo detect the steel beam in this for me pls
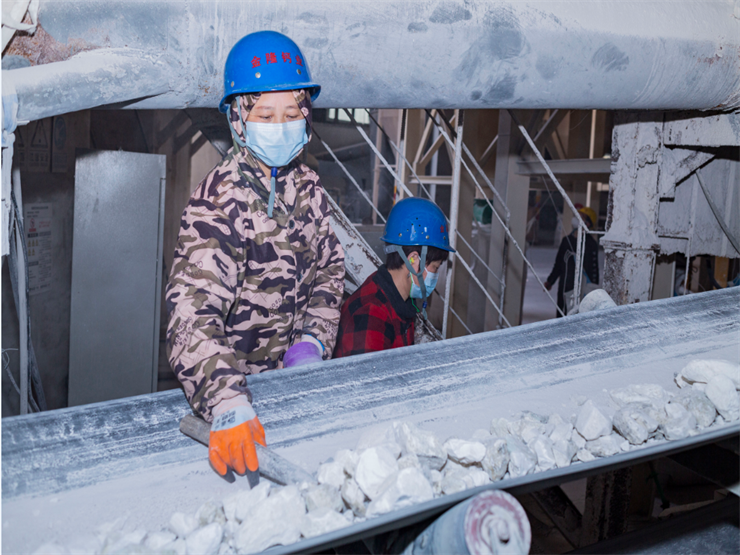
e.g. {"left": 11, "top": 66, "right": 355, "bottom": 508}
{"left": 516, "top": 157, "right": 611, "bottom": 179}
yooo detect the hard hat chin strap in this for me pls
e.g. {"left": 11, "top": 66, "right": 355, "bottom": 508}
{"left": 395, "top": 244, "right": 428, "bottom": 317}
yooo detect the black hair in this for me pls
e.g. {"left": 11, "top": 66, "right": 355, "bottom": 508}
{"left": 385, "top": 244, "right": 450, "bottom": 271}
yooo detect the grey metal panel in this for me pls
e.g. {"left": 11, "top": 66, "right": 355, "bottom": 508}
{"left": 68, "top": 150, "right": 166, "bottom": 407}
{"left": 658, "top": 157, "right": 740, "bottom": 258}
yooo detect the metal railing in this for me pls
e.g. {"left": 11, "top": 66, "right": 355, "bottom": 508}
{"left": 317, "top": 107, "right": 595, "bottom": 336}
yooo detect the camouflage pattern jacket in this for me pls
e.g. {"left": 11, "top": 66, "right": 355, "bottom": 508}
{"left": 166, "top": 90, "right": 345, "bottom": 421}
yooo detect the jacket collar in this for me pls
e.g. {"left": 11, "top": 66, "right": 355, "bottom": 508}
{"left": 376, "top": 265, "right": 417, "bottom": 321}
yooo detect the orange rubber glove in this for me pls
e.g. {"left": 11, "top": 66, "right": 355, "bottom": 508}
{"left": 209, "top": 397, "right": 266, "bottom": 476}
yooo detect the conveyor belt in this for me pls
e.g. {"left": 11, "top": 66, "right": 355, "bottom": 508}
{"left": 2, "top": 288, "right": 739, "bottom": 552}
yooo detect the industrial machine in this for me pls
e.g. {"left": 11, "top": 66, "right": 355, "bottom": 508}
{"left": 3, "top": 287, "right": 738, "bottom": 553}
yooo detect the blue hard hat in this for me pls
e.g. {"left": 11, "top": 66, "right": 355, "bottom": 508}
{"left": 381, "top": 198, "right": 455, "bottom": 252}
{"left": 219, "top": 31, "right": 321, "bottom": 113}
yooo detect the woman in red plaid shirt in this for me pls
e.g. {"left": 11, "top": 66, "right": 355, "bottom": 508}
{"left": 334, "top": 198, "right": 454, "bottom": 358}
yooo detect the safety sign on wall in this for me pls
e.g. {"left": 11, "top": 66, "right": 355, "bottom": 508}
{"left": 28, "top": 119, "right": 50, "bottom": 173}
{"left": 24, "top": 203, "right": 53, "bottom": 296}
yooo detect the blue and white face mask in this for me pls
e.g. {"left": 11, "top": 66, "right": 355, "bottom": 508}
{"left": 410, "top": 269, "right": 439, "bottom": 299}
{"left": 244, "top": 120, "right": 308, "bottom": 168}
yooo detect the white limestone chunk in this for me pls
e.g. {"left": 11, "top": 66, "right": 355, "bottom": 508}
{"left": 317, "top": 460, "right": 346, "bottom": 490}
{"left": 429, "top": 470, "right": 443, "bottom": 495}
{"left": 366, "top": 468, "right": 434, "bottom": 517}
{"left": 575, "top": 400, "right": 612, "bottom": 440}
{"left": 234, "top": 485, "right": 305, "bottom": 554}
{"left": 443, "top": 438, "right": 486, "bottom": 465}
{"left": 160, "top": 539, "right": 187, "bottom": 555}
{"left": 355, "top": 445, "right": 399, "bottom": 500}
{"left": 489, "top": 417, "right": 511, "bottom": 438}
{"left": 620, "top": 439, "right": 631, "bottom": 452}
{"left": 392, "top": 422, "right": 446, "bottom": 470}
{"left": 340, "top": 478, "right": 367, "bottom": 517}
{"left": 548, "top": 414, "right": 573, "bottom": 443}
{"left": 530, "top": 436, "right": 557, "bottom": 471}
{"left": 481, "top": 438, "right": 509, "bottom": 481}
{"left": 505, "top": 436, "right": 536, "bottom": 478}
{"left": 334, "top": 449, "right": 359, "bottom": 477}
{"left": 520, "top": 423, "right": 545, "bottom": 445}
{"left": 586, "top": 434, "right": 622, "bottom": 457}
{"left": 186, "top": 523, "right": 222, "bottom": 555}
{"left": 509, "top": 412, "right": 548, "bottom": 443}
{"left": 613, "top": 406, "right": 649, "bottom": 445}
{"left": 552, "top": 439, "right": 576, "bottom": 468}
{"left": 397, "top": 452, "right": 421, "bottom": 470}
{"left": 576, "top": 449, "right": 596, "bottom": 462}
{"left": 610, "top": 384, "right": 669, "bottom": 408}
{"left": 578, "top": 289, "right": 617, "bottom": 313}
{"left": 102, "top": 528, "right": 148, "bottom": 554}
{"left": 303, "top": 483, "right": 344, "bottom": 513}
{"left": 705, "top": 375, "right": 740, "bottom": 421}
{"left": 169, "top": 513, "right": 198, "bottom": 539}
{"left": 196, "top": 501, "right": 225, "bottom": 527}
{"left": 144, "top": 531, "right": 176, "bottom": 551}
{"left": 300, "top": 509, "right": 352, "bottom": 538}
{"left": 441, "top": 467, "right": 490, "bottom": 495}
{"left": 673, "top": 388, "right": 717, "bottom": 428}
{"left": 572, "top": 431, "right": 587, "bottom": 449}
{"left": 217, "top": 543, "right": 235, "bottom": 555}
{"left": 677, "top": 359, "right": 740, "bottom": 389}
{"left": 660, "top": 402, "right": 697, "bottom": 440}
{"left": 471, "top": 428, "right": 492, "bottom": 442}
{"left": 223, "top": 481, "right": 270, "bottom": 523}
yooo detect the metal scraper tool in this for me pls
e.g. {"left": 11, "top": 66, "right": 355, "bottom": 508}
{"left": 179, "top": 414, "right": 316, "bottom": 486}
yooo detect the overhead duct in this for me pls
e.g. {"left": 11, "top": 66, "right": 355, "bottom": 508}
{"left": 2, "top": 0, "right": 739, "bottom": 122}
{"left": 3, "top": 48, "right": 171, "bottom": 125}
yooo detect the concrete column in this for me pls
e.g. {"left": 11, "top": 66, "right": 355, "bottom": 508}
{"left": 602, "top": 112, "right": 663, "bottom": 305}
{"left": 484, "top": 110, "right": 530, "bottom": 329}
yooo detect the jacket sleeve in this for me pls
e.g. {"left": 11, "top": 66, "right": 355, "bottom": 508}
{"left": 302, "top": 187, "right": 345, "bottom": 358}
{"left": 165, "top": 195, "right": 251, "bottom": 422}
{"left": 547, "top": 238, "right": 568, "bottom": 285}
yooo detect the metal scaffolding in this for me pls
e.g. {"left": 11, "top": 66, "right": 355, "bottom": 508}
{"left": 316, "top": 107, "right": 600, "bottom": 337}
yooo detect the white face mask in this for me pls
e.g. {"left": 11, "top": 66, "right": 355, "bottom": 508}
{"left": 244, "top": 120, "right": 308, "bottom": 168}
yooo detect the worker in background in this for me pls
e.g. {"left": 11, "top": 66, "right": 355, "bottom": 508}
{"left": 544, "top": 206, "right": 599, "bottom": 316}
{"left": 333, "top": 198, "right": 453, "bottom": 358}
{"left": 166, "top": 31, "right": 345, "bottom": 481}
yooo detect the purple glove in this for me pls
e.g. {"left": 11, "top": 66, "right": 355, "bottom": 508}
{"left": 283, "top": 341, "right": 322, "bottom": 368}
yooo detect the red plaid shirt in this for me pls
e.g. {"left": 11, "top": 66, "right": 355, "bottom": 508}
{"left": 333, "top": 266, "right": 416, "bottom": 358}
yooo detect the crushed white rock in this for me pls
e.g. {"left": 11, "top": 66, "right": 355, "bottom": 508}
{"left": 354, "top": 445, "right": 400, "bottom": 500}
{"left": 704, "top": 375, "right": 740, "bottom": 421}
{"left": 47, "top": 357, "right": 739, "bottom": 555}
{"left": 443, "top": 438, "right": 486, "bottom": 465}
{"left": 575, "top": 400, "right": 612, "bottom": 440}
{"left": 676, "top": 359, "right": 740, "bottom": 390}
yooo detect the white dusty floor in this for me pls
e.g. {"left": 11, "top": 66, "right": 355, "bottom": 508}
{"left": 520, "top": 244, "right": 606, "bottom": 325}
{"left": 521, "top": 245, "right": 560, "bottom": 325}
{"left": 3, "top": 329, "right": 738, "bottom": 553}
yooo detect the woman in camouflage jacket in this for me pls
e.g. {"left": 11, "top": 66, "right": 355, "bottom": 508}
{"left": 165, "top": 89, "right": 345, "bottom": 426}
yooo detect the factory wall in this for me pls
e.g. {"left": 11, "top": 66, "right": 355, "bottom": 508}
{"left": 2, "top": 111, "right": 90, "bottom": 414}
